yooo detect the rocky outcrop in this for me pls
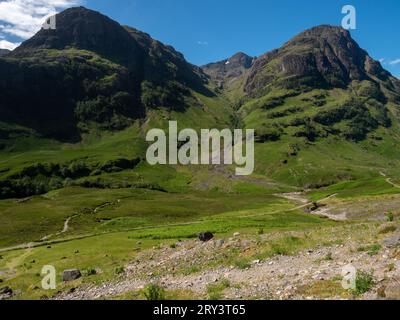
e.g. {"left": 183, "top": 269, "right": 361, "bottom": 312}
{"left": 202, "top": 52, "right": 255, "bottom": 85}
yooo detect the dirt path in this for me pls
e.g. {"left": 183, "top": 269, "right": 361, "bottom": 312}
{"left": 380, "top": 172, "right": 400, "bottom": 188}
{"left": 0, "top": 192, "right": 331, "bottom": 253}
{"left": 41, "top": 216, "right": 73, "bottom": 241}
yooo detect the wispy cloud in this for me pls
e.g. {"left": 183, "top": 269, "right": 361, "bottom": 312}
{"left": 388, "top": 59, "right": 400, "bottom": 66}
{"left": 197, "top": 41, "right": 209, "bottom": 46}
{"left": 0, "top": 0, "right": 82, "bottom": 49}
{"left": 0, "top": 39, "right": 20, "bottom": 50}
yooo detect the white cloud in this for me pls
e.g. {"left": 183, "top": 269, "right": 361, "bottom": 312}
{"left": 0, "top": 0, "right": 82, "bottom": 49}
{"left": 0, "top": 39, "right": 20, "bottom": 50}
{"left": 388, "top": 59, "right": 400, "bottom": 66}
{"left": 197, "top": 41, "right": 208, "bottom": 46}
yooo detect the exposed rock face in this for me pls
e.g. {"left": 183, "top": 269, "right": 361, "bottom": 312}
{"left": 202, "top": 52, "right": 255, "bottom": 84}
{"left": 244, "top": 25, "right": 396, "bottom": 95}
{"left": 0, "top": 49, "right": 10, "bottom": 57}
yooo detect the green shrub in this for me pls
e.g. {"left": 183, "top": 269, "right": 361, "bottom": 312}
{"left": 114, "top": 266, "right": 125, "bottom": 275}
{"left": 84, "top": 267, "right": 97, "bottom": 276}
{"left": 353, "top": 271, "right": 374, "bottom": 296}
{"left": 386, "top": 212, "right": 394, "bottom": 222}
{"left": 143, "top": 284, "right": 166, "bottom": 301}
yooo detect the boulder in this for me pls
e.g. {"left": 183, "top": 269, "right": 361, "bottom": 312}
{"left": 214, "top": 239, "right": 225, "bottom": 248}
{"left": 62, "top": 269, "right": 82, "bottom": 282}
{"left": 380, "top": 282, "right": 400, "bottom": 300}
{"left": 198, "top": 232, "right": 214, "bottom": 242}
{"left": 0, "top": 286, "right": 13, "bottom": 300}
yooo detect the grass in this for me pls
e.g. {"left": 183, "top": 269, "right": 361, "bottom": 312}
{"left": 1, "top": 83, "right": 400, "bottom": 301}
{"left": 297, "top": 280, "right": 351, "bottom": 299}
{"left": 357, "top": 244, "right": 382, "bottom": 256}
{"left": 353, "top": 271, "right": 375, "bottom": 296}
{"left": 207, "top": 279, "right": 231, "bottom": 300}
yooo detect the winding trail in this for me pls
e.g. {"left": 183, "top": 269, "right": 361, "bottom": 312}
{"left": 380, "top": 172, "right": 400, "bottom": 189}
{"left": 0, "top": 193, "right": 338, "bottom": 253}
{"left": 40, "top": 216, "right": 73, "bottom": 241}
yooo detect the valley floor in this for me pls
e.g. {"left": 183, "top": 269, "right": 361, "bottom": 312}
{"left": 1, "top": 188, "right": 400, "bottom": 300}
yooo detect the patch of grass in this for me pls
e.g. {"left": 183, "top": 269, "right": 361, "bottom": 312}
{"left": 114, "top": 266, "right": 125, "bottom": 275}
{"left": 182, "top": 265, "right": 200, "bottom": 275}
{"left": 297, "top": 280, "right": 351, "bottom": 299}
{"left": 357, "top": 244, "right": 381, "bottom": 256}
{"left": 206, "top": 279, "right": 231, "bottom": 300}
{"left": 234, "top": 258, "right": 251, "bottom": 270}
{"left": 323, "top": 252, "right": 333, "bottom": 261}
{"left": 379, "top": 225, "right": 397, "bottom": 234}
{"left": 83, "top": 267, "right": 97, "bottom": 276}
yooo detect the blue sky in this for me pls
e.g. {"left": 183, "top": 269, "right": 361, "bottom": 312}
{"left": 1, "top": 0, "right": 399, "bottom": 77}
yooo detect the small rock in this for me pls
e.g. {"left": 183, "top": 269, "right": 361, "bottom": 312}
{"left": 383, "top": 234, "right": 400, "bottom": 248}
{"left": 214, "top": 239, "right": 225, "bottom": 248}
{"left": 233, "top": 232, "right": 241, "bottom": 238}
{"left": 0, "top": 286, "right": 13, "bottom": 299}
{"left": 384, "top": 282, "right": 400, "bottom": 300}
{"left": 0, "top": 286, "right": 12, "bottom": 295}
{"left": 62, "top": 269, "right": 82, "bottom": 282}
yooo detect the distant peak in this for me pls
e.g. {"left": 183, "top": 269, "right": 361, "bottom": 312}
{"left": 287, "top": 24, "right": 352, "bottom": 46}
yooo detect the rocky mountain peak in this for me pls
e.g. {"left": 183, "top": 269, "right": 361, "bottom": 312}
{"left": 11, "top": 7, "right": 142, "bottom": 65}
{"left": 202, "top": 52, "right": 255, "bottom": 85}
{"left": 244, "top": 25, "right": 393, "bottom": 95}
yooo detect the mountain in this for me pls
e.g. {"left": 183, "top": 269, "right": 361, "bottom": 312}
{"left": 202, "top": 52, "right": 254, "bottom": 86}
{"left": 2, "top": 8, "right": 400, "bottom": 198}
{"left": 0, "top": 7, "right": 212, "bottom": 141}
{"left": 0, "top": 49, "right": 10, "bottom": 57}
{"left": 243, "top": 25, "right": 399, "bottom": 96}
{"left": 201, "top": 25, "right": 400, "bottom": 187}
{"left": 203, "top": 25, "right": 400, "bottom": 144}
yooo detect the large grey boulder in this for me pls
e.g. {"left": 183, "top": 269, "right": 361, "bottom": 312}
{"left": 62, "top": 269, "right": 82, "bottom": 282}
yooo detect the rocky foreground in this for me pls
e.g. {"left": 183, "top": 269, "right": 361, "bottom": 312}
{"left": 54, "top": 222, "right": 400, "bottom": 300}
